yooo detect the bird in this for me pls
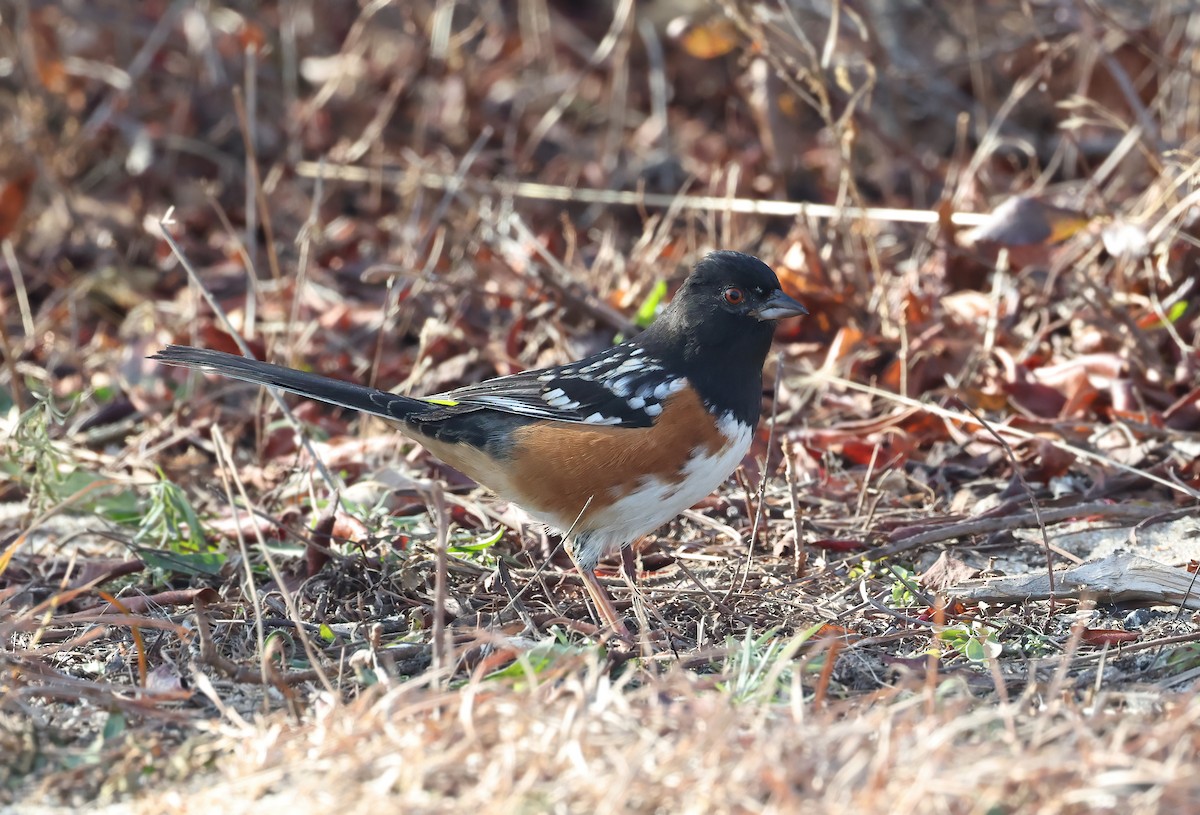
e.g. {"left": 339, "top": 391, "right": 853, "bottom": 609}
{"left": 151, "top": 251, "right": 807, "bottom": 637}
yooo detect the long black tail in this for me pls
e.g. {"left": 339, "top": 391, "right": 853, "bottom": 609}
{"left": 150, "top": 345, "right": 428, "bottom": 423}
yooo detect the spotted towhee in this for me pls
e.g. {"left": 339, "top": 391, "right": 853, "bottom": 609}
{"left": 152, "top": 251, "right": 807, "bottom": 636}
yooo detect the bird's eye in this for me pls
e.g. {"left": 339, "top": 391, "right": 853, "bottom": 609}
{"left": 723, "top": 287, "right": 745, "bottom": 305}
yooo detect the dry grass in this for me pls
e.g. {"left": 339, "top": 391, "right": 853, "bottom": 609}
{"left": 133, "top": 669, "right": 1200, "bottom": 815}
{"left": 3, "top": 0, "right": 1200, "bottom": 811}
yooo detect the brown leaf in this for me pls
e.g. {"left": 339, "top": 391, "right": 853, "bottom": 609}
{"left": 920, "top": 552, "right": 979, "bottom": 593}
{"left": 1164, "top": 387, "right": 1200, "bottom": 431}
{"left": 307, "top": 514, "right": 336, "bottom": 578}
{"left": 0, "top": 170, "right": 35, "bottom": 241}
{"left": 1080, "top": 628, "right": 1139, "bottom": 646}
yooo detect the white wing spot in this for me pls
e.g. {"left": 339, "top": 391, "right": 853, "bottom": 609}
{"left": 628, "top": 396, "right": 645, "bottom": 410}
{"left": 653, "top": 379, "right": 685, "bottom": 400}
{"left": 644, "top": 403, "right": 663, "bottom": 417}
{"left": 582, "top": 412, "right": 622, "bottom": 425}
{"left": 607, "top": 376, "right": 634, "bottom": 397}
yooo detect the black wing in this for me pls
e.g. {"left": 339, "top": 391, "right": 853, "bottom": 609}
{"left": 436, "top": 342, "right": 684, "bottom": 428}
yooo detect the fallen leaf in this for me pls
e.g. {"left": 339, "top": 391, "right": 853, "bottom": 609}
{"left": 920, "top": 552, "right": 979, "bottom": 592}
{"left": 1080, "top": 628, "right": 1139, "bottom": 646}
{"left": 0, "top": 170, "right": 35, "bottom": 240}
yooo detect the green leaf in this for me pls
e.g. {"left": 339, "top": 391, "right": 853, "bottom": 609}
{"left": 633, "top": 280, "right": 669, "bottom": 328}
{"left": 102, "top": 710, "right": 127, "bottom": 741}
{"left": 319, "top": 623, "right": 335, "bottom": 643}
{"left": 449, "top": 527, "right": 504, "bottom": 554}
{"left": 138, "top": 548, "right": 226, "bottom": 577}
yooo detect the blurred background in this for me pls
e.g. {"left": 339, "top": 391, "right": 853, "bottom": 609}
{"left": 2, "top": 0, "right": 1196, "bottom": 414}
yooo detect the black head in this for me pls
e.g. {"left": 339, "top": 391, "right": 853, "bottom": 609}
{"left": 635, "top": 251, "right": 807, "bottom": 424}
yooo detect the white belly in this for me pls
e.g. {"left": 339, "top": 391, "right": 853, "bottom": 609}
{"left": 569, "top": 413, "right": 753, "bottom": 569}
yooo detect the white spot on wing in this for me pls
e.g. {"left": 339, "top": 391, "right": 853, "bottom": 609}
{"left": 582, "top": 411, "right": 621, "bottom": 425}
{"left": 607, "top": 376, "right": 633, "bottom": 397}
{"left": 653, "top": 378, "right": 685, "bottom": 400}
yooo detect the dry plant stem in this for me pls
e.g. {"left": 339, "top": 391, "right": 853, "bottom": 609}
{"left": 495, "top": 560, "right": 538, "bottom": 632}
{"left": 1, "top": 239, "right": 33, "bottom": 340}
{"left": 231, "top": 84, "right": 282, "bottom": 285}
{"left": 501, "top": 213, "right": 637, "bottom": 335}
{"left": 77, "top": 0, "right": 183, "bottom": 141}
{"left": 430, "top": 483, "right": 449, "bottom": 685}
{"left": 287, "top": 159, "right": 324, "bottom": 364}
{"left": 96, "top": 590, "right": 146, "bottom": 687}
{"left": 956, "top": 40, "right": 1071, "bottom": 208}
{"left": 72, "top": 588, "right": 210, "bottom": 615}
{"left": 203, "top": 190, "right": 259, "bottom": 291}
{"left": 960, "top": 402, "right": 1057, "bottom": 613}
{"left": 858, "top": 580, "right": 935, "bottom": 629}
{"left": 672, "top": 561, "right": 734, "bottom": 619}
{"left": 854, "top": 440, "right": 882, "bottom": 523}
{"left": 810, "top": 637, "right": 842, "bottom": 709}
{"left": 242, "top": 46, "right": 258, "bottom": 332}
{"left": 211, "top": 426, "right": 336, "bottom": 696}
{"left": 0, "top": 479, "right": 117, "bottom": 577}
{"left": 732, "top": 351, "right": 784, "bottom": 595}
{"left": 873, "top": 500, "right": 1146, "bottom": 561}
{"left": 1044, "top": 612, "right": 1088, "bottom": 718}
{"left": 158, "top": 218, "right": 340, "bottom": 493}
{"left": 636, "top": 17, "right": 668, "bottom": 151}
{"left": 782, "top": 438, "right": 807, "bottom": 577}
{"left": 193, "top": 593, "right": 321, "bottom": 687}
{"left": 371, "top": 127, "right": 491, "bottom": 392}
{"left": 0, "top": 286, "right": 25, "bottom": 413}
{"left": 519, "top": 0, "right": 634, "bottom": 164}
{"left": 213, "top": 425, "right": 268, "bottom": 689}
{"left": 297, "top": 160, "right": 993, "bottom": 227}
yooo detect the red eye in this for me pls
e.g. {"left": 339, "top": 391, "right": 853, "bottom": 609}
{"left": 724, "top": 287, "right": 744, "bottom": 305}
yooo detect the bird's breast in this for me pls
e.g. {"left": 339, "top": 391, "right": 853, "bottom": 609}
{"left": 505, "top": 390, "right": 753, "bottom": 539}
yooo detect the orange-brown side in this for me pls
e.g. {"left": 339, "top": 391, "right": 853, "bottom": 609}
{"left": 502, "top": 387, "right": 725, "bottom": 527}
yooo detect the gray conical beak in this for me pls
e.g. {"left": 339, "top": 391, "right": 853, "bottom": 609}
{"left": 751, "top": 290, "right": 809, "bottom": 321}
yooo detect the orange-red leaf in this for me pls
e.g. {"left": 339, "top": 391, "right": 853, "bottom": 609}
{"left": 1081, "top": 628, "right": 1139, "bottom": 646}
{"left": 0, "top": 170, "right": 35, "bottom": 241}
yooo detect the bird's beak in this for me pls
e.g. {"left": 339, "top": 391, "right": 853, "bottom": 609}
{"left": 751, "top": 290, "right": 809, "bottom": 321}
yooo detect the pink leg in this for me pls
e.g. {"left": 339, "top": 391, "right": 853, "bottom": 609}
{"left": 577, "top": 566, "right": 631, "bottom": 639}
